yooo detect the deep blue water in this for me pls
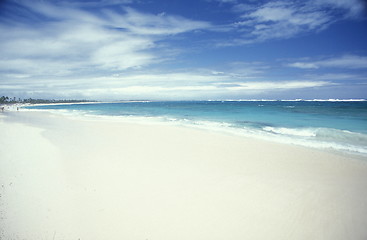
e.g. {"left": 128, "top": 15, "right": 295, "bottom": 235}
{"left": 26, "top": 101, "right": 367, "bottom": 156}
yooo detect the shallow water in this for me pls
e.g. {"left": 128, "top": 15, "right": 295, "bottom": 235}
{"left": 26, "top": 100, "right": 367, "bottom": 156}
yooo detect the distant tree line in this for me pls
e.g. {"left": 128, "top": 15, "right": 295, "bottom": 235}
{"left": 0, "top": 96, "right": 92, "bottom": 104}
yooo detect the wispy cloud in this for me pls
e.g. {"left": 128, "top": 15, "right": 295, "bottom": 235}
{"left": 105, "top": 7, "right": 210, "bottom": 35}
{"left": 0, "top": 68, "right": 331, "bottom": 100}
{"left": 207, "top": 0, "right": 238, "bottom": 4}
{"left": 304, "top": 73, "right": 367, "bottom": 81}
{"left": 0, "top": 0, "right": 364, "bottom": 100}
{"left": 221, "top": 0, "right": 366, "bottom": 44}
{"left": 288, "top": 55, "right": 367, "bottom": 69}
{"left": 58, "top": 0, "right": 135, "bottom": 7}
{"left": 215, "top": 80, "right": 329, "bottom": 91}
{"left": 0, "top": 0, "right": 217, "bottom": 99}
{"left": 0, "top": 0, "right": 210, "bottom": 79}
{"left": 313, "top": 0, "right": 367, "bottom": 18}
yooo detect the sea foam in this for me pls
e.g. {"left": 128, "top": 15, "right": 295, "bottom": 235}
{"left": 24, "top": 101, "right": 367, "bottom": 156}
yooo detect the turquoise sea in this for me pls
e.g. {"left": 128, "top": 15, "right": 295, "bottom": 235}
{"left": 26, "top": 100, "right": 367, "bottom": 156}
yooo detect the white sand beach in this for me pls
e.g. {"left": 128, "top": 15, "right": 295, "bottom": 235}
{"left": 1, "top": 111, "right": 367, "bottom": 240}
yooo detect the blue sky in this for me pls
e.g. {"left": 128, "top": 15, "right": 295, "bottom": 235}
{"left": 0, "top": 0, "right": 367, "bottom": 100}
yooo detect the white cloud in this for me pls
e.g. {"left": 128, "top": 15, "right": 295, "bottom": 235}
{"left": 0, "top": 1, "right": 216, "bottom": 100}
{"left": 59, "top": 0, "right": 135, "bottom": 7}
{"left": 0, "top": 0, "right": 210, "bottom": 80}
{"left": 0, "top": 69, "right": 331, "bottom": 100}
{"left": 0, "top": 0, "right": 361, "bottom": 100}
{"left": 232, "top": 3, "right": 257, "bottom": 13}
{"left": 238, "top": 1, "right": 332, "bottom": 42}
{"left": 249, "top": 2, "right": 294, "bottom": 22}
{"left": 222, "top": 81, "right": 329, "bottom": 91}
{"left": 208, "top": 0, "right": 238, "bottom": 4}
{"left": 288, "top": 62, "right": 319, "bottom": 69}
{"left": 224, "top": 0, "right": 365, "bottom": 44}
{"left": 313, "top": 0, "right": 366, "bottom": 18}
{"left": 105, "top": 7, "right": 211, "bottom": 35}
{"left": 318, "top": 55, "right": 367, "bottom": 69}
{"left": 288, "top": 55, "right": 367, "bottom": 69}
{"left": 304, "top": 73, "right": 367, "bottom": 81}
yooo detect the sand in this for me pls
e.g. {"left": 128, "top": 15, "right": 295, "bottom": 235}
{"left": 1, "top": 111, "right": 367, "bottom": 240}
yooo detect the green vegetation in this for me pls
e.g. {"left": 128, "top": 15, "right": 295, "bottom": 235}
{"left": 0, "top": 96, "right": 92, "bottom": 104}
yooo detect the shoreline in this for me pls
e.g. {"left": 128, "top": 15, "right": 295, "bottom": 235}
{"left": 1, "top": 111, "right": 367, "bottom": 239}
{"left": 14, "top": 105, "right": 367, "bottom": 157}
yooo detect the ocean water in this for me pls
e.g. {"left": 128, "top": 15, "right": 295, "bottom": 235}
{"left": 26, "top": 100, "right": 367, "bottom": 156}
